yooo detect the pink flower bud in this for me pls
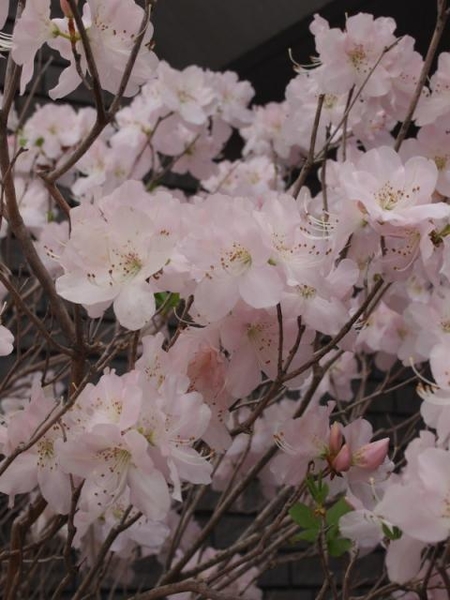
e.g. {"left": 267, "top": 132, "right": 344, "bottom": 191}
{"left": 353, "top": 438, "right": 389, "bottom": 470}
{"left": 329, "top": 422, "right": 343, "bottom": 456}
{"left": 332, "top": 443, "right": 352, "bottom": 473}
{"left": 60, "top": 0, "right": 75, "bottom": 18}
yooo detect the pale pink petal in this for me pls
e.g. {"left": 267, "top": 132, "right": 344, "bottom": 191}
{"left": 127, "top": 466, "right": 170, "bottom": 521}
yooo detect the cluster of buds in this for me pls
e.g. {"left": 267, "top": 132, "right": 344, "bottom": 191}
{"left": 326, "top": 422, "right": 390, "bottom": 474}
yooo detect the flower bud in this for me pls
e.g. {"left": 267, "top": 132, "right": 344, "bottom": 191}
{"left": 332, "top": 443, "right": 352, "bottom": 473}
{"left": 353, "top": 438, "right": 389, "bottom": 470}
{"left": 329, "top": 422, "right": 343, "bottom": 456}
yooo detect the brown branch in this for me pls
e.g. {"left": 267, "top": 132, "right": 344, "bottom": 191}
{"left": 0, "top": 267, "right": 73, "bottom": 356}
{"left": 291, "top": 94, "right": 324, "bottom": 198}
{"left": 0, "top": 127, "right": 76, "bottom": 342}
{"left": 394, "top": 0, "right": 450, "bottom": 151}
{"left": 282, "top": 278, "right": 388, "bottom": 384}
{"left": 66, "top": 0, "right": 106, "bottom": 120}
{"left": 128, "top": 580, "right": 242, "bottom": 600}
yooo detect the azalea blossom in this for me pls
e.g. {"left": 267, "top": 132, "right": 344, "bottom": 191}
{"left": 56, "top": 181, "right": 180, "bottom": 330}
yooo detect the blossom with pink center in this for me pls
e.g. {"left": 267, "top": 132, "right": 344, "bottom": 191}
{"left": 168, "top": 326, "right": 233, "bottom": 452}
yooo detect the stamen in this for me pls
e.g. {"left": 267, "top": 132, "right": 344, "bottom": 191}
{"left": 409, "top": 357, "right": 437, "bottom": 387}
{"left": 0, "top": 32, "right": 13, "bottom": 52}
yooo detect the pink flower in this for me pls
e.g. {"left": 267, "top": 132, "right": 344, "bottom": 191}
{"left": 270, "top": 401, "right": 334, "bottom": 485}
{"left": 0, "top": 382, "right": 71, "bottom": 514}
{"left": 59, "top": 423, "right": 170, "bottom": 521}
{"left": 378, "top": 446, "right": 450, "bottom": 543}
{"left": 182, "top": 195, "right": 284, "bottom": 322}
{"left": 56, "top": 182, "right": 180, "bottom": 330}
{"left": 11, "top": 0, "right": 55, "bottom": 94}
{"left": 352, "top": 438, "right": 390, "bottom": 470}
{"left": 309, "top": 13, "right": 398, "bottom": 97}
{"left": 340, "top": 146, "right": 448, "bottom": 230}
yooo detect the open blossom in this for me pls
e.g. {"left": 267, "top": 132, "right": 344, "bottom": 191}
{"left": 0, "top": 382, "right": 72, "bottom": 514}
{"left": 270, "top": 401, "right": 334, "bottom": 485}
{"left": 11, "top": 0, "right": 56, "bottom": 94}
{"left": 378, "top": 446, "right": 450, "bottom": 543}
{"left": 339, "top": 146, "right": 448, "bottom": 230}
{"left": 309, "top": 13, "right": 398, "bottom": 97}
{"left": 415, "top": 52, "right": 450, "bottom": 126}
{"left": 56, "top": 181, "right": 180, "bottom": 330}
{"left": 59, "top": 423, "right": 171, "bottom": 521}
{"left": 181, "top": 195, "right": 284, "bottom": 322}
{"left": 158, "top": 62, "right": 215, "bottom": 125}
{"left": 12, "top": 0, "right": 157, "bottom": 98}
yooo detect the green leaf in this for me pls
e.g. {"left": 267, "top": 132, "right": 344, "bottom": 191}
{"left": 289, "top": 503, "right": 321, "bottom": 530}
{"left": 327, "top": 536, "right": 353, "bottom": 557}
{"left": 154, "top": 292, "right": 180, "bottom": 312}
{"left": 382, "top": 523, "right": 402, "bottom": 541}
{"left": 291, "top": 529, "right": 320, "bottom": 543}
{"left": 326, "top": 498, "right": 352, "bottom": 527}
{"left": 305, "top": 475, "right": 329, "bottom": 505}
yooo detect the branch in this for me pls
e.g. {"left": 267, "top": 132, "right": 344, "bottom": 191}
{"left": 66, "top": 0, "right": 106, "bottom": 121}
{"left": 394, "top": 0, "right": 450, "bottom": 150}
{"left": 128, "top": 581, "right": 242, "bottom": 600}
{"left": 0, "top": 121, "right": 76, "bottom": 343}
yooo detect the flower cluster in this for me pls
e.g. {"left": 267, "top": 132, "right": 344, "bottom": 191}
{"left": 1, "top": 3, "right": 450, "bottom": 597}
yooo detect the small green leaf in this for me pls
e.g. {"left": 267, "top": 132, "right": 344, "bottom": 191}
{"left": 155, "top": 292, "right": 180, "bottom": 312}
{"left": 326, "top": 498, "right": 352, "bottom": 527}
{"left": 382, "top": 523, "right": 402, "bottom": 541}
{"left": 289, "top": 503, "right": 321, "bottom": 530}
{"left": 291, "top": 529, "right": 319, "bottom": 543}
{"left": 305, "top": 475, "right": 329, "bottom": 505}
{"left": 327, "top": 536, "right": 353, "bottom": 557}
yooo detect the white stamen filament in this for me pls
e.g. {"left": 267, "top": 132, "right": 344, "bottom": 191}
{"left": 0, "top": 32, "right": 13, "bottom": 52}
